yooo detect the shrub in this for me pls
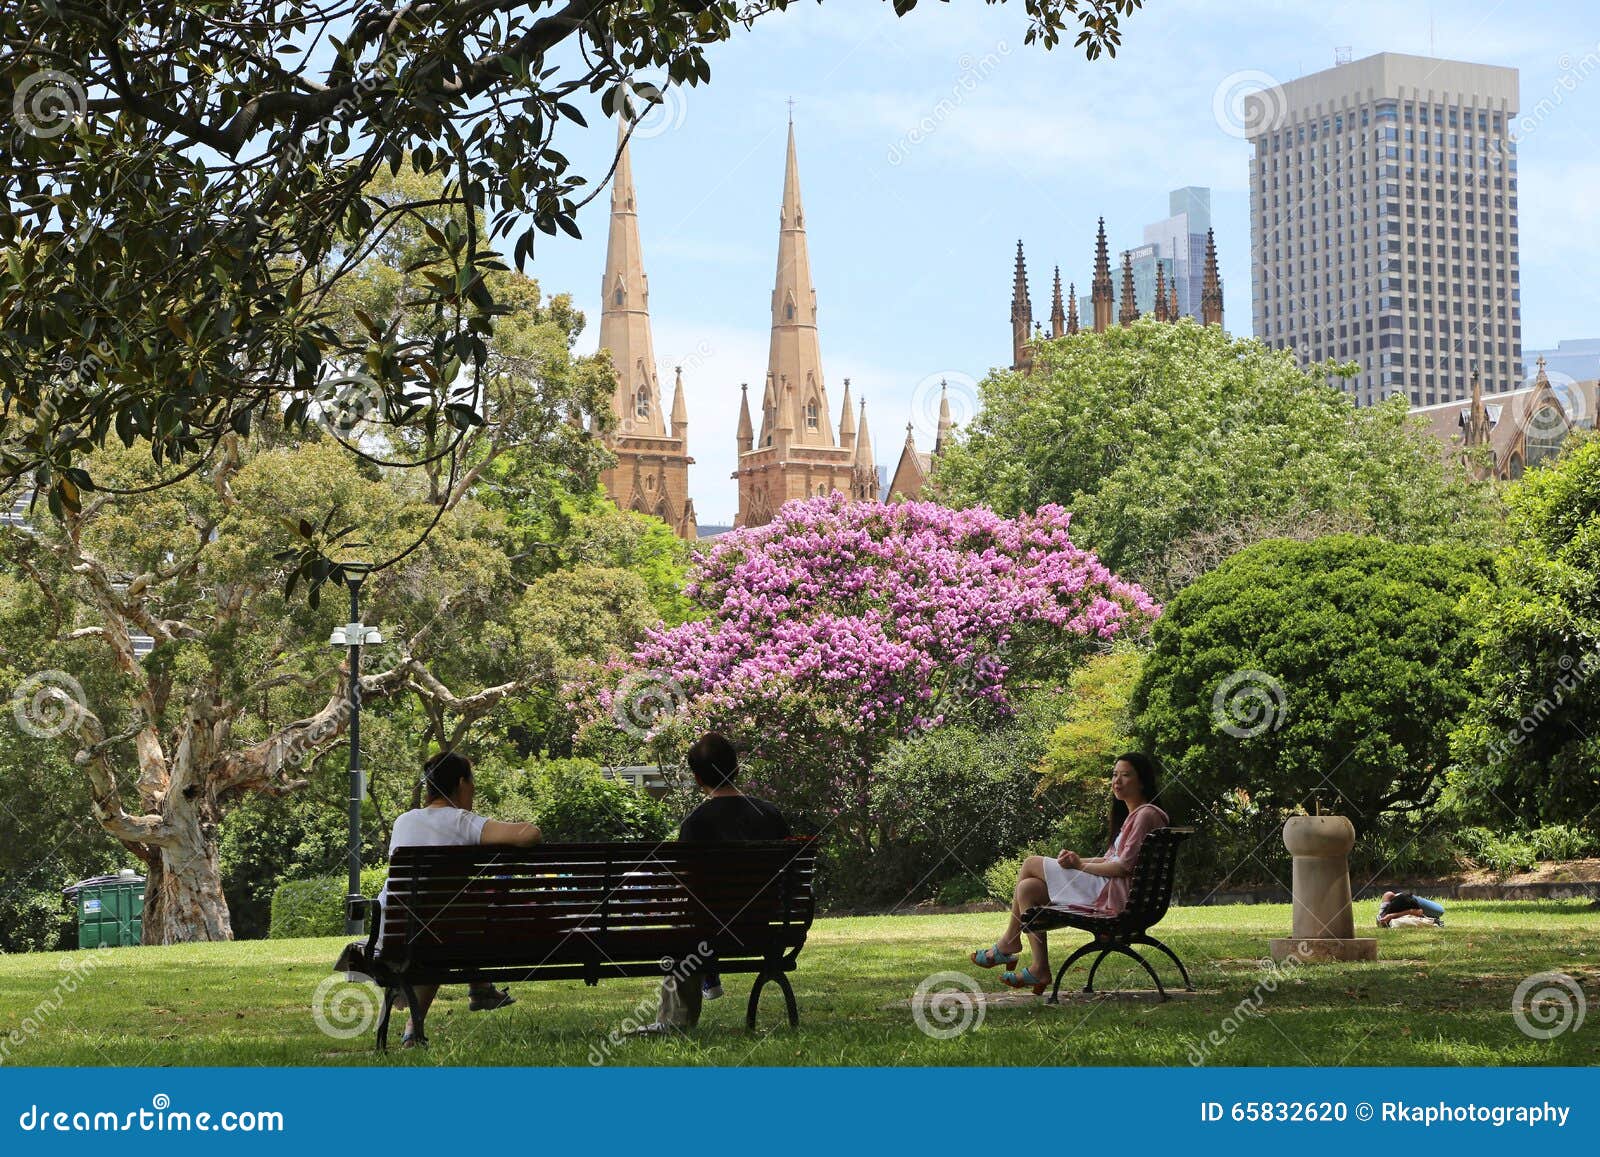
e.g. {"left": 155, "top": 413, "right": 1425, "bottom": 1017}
{"left": 1452, "top": 827, "right": 1536, "bottom": 875}
{"left": 983, "top": 853, "right": 1029, "bottom": 905}
{"left": 1133, "top": 536, "right": 1492, "bottom": 826}
{"left": 935, "top": 874, "right": 991, "bottom": 906}
{"left": 523, "top": 759, "right": 671, "bottom": 842}
{"left": 0, "top": 889, "right": 73, "bottom": 954}
{"left": 1527, "top": 824, "right": 1600, "bottom": 861}
{"left": 268, "top": 866, "right": 389, "bottom": 940}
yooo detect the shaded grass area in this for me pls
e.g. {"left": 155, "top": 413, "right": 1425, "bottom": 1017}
{"left": 1, "top": 900, "right": 1595, "bottom": 1067}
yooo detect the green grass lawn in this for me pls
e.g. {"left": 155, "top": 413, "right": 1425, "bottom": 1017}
{"left": 1, "top": 900, "right": 1595, "bottom": 1067}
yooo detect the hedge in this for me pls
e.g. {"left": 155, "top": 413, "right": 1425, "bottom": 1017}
{"left": 268, "top": 866, "right": 389, "bottom": 940}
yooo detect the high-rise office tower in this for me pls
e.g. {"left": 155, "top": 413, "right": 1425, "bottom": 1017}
{"left": 1143, "top": 186, "right": 1211, "bottom": 318}
{"left": 1246, "top": 52, "right": 1521, "bottom": 407}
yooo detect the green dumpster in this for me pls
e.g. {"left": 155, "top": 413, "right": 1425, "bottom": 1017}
{"left": 63, "top": 871, "right": 145, "bottom": 948}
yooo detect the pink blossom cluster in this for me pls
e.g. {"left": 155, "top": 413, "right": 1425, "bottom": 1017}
{"left": 599, "top": 495, "right": 1157, "bottom": 757}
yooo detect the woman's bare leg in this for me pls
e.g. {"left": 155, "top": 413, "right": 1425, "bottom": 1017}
{"left": 996, "top": 856, "right": 1051, "bottom": 970}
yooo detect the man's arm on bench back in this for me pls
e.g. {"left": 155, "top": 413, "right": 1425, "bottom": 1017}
{"left": 481, "top": 820, "right": 542, "bottom": 847}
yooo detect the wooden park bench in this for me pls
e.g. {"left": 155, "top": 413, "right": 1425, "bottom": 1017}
{"left": 1019, "top": 826, "right": 1195, "bottom": 1001}
{"left": 336, "top": 838, "right": 818, "bottom": 1050}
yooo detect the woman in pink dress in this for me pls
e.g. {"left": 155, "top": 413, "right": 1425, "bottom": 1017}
{"left": 969, "top": 752, "right": 1168, "bottom": 994}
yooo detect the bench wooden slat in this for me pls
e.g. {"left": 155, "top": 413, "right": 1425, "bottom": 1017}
{"left": 350, "top": 837, "right": 820, "bottom": 1049}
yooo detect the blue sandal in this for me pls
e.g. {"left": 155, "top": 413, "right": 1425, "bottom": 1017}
{"left": 970, "top": 944, "right": 1020, "bottom": 969}
{"left": 1000, "top": 965, "right": 1050, "bottom": 995}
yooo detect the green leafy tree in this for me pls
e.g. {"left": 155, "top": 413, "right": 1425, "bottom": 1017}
{"left": 0, "top": 431, "right": 664, "bottom": 943}
{"left": 0, "top": 0, "right": 1144, "bottom": 514}
{"left": 934, "top": 321, "right": 1496, "bottom": 598}
{"left": 1449, "top": 434, "right": 1600, "bottom": 827}
{"left": 1131, "top": 536, "right": 1493, "bottom": 831}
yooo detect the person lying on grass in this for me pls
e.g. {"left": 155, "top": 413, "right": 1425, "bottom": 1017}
{"left": 382, "top": 750, "right": 541, "bottom": 1047}
{"left": 970, "top": 752, "right": 1169, "bottom": 994}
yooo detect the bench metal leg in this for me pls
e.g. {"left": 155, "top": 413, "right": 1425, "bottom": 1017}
{"left": 1089, "top": 946, "right": 1167, "bottom": 999}
{"left": 1135, "top": 933, "right": 1194, "bottom": 991}
{"left": 375, "top": 986, "right": 396, "bottom": 1052}
{"left": 1049, "top": 940, "right": 1101, "bottom": 1004}
{"left": 746, "top": 970, "right": 799, "bottom": 1029}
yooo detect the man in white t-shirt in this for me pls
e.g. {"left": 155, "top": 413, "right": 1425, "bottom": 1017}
{"left": 383, "top": 750, "right": 541, "bottom": 1047}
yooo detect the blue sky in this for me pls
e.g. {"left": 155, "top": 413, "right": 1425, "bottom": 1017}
{"left": 524, "top": 0, "right": 1600, "bottom": 526}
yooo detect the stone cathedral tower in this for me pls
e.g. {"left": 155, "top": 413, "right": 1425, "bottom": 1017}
{"left": 734, "top": 118, "right": 876, "bottom": 528}
{"left": 596, "top": 118, "right": 697, "bottom": 539}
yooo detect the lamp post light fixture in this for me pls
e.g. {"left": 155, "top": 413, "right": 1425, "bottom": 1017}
{"left": 327, "top": 546, "right": 382, "bottom": 936}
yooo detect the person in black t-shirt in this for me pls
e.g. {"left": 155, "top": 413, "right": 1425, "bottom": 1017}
{"left": 635, "top": 732, "right": 789, "bottom": 1035}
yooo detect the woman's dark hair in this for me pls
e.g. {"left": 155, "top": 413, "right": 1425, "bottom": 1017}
{"left": 686, "top": 732, "right": 739, "bottom": 788}
{"left": 422, "top": 750, "right": 473, "bottom": 803}
{"left": 1108, "top": 751, "right": 1160, "bottom": 840}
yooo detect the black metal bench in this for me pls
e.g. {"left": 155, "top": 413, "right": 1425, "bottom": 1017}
{"left": 336, "top": 837, "right": 818, "bottom": 1050}
{"left": 1019, "top": 826, "right": 1194, "bottom": 1001}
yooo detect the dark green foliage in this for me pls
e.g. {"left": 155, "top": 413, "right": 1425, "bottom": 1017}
{"left": 523, "top": 760, "right": 671, "bottom": 843}
{"left": 1132, "top": 536, "right": 1493, "bottom": 843}
{"left": 267, "top": 867, "right": 389, "bottom": 940}
{"left": 1450, "top": 435, "right": 1600, "bottom": 827}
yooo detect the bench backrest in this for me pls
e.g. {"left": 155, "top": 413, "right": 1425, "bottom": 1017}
{"left": 1118, "top": 826, "right": 1191, "bottom": 930}
{"left": 379, "top": 839, "right": 817, "bottom": 969}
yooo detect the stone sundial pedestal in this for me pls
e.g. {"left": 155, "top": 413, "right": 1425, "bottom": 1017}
{"left": 1269, "top": 813, "right": 1378, "bottom": 963}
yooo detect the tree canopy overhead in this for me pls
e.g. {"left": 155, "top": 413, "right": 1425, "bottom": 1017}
{"left": 0, "top": 0, "right": 1144, "bottom": 519}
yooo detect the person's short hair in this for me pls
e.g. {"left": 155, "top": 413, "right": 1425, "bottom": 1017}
{"left": 686, "top": 733, "right": 738, "bottom": 788}
{"left": 423, "top": 751, "right": 473, "bottom": 801}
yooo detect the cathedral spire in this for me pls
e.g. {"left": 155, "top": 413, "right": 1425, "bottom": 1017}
{"left": 670, "top": 364, "right": 688, "bottom": 435}
{"left": 1167, "top": 272, "right": 1179, "bottom": 322}
{"left": 934, "top": 380, "right": 953, "bottom": 455}
{"left": 600, "top": 117, "right": 665, "bottom": 437}
{"left": 838, "top": 377, "right": 856, "bottom": 453}
{"left": 1066, "top": 282, "right": 1079, "bottom": 335}
{"left": 1119, "top": 250, "right": 1139, "bottom": 326}
{"left": 854, "top": 398, "right": 874, "bottom": 469}
{"left": 1201, "top": 227, "right": 1224, "bottom": 327}
{"left": 767, "top": 117, "right": 834, "bottom": 448}
{"left": 1091, "top": 218, "right": 1113, "bottom": 333}
{"left": 1152, "top": 266, "right": 1169, "bottom": 322}
{"left": 1010, "top": 240, "right": 1033, "bottom": 370}
{"left": 1050, "top": 266, "right": 1066, "bottom": 338}
{"left": 736, "top": 382, "right": 753, "bottom": 454}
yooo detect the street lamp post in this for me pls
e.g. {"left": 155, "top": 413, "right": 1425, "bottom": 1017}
{"left": 329, "top": 556, "right": 380, "bottom": 936}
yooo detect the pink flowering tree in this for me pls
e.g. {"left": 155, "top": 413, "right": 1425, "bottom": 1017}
{"left": 570, "top": 494, "right": 1158, "bottom": 851}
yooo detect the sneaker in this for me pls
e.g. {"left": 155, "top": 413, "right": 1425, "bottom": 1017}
{"left": 628, "top": 1021, "right": 674, "bottom": 1037}
{"left": 702, "top": 982, "right": 724, "bottom": 1000}
{"left": 468, "top": 985, "right": 516, "bottom": 1012}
